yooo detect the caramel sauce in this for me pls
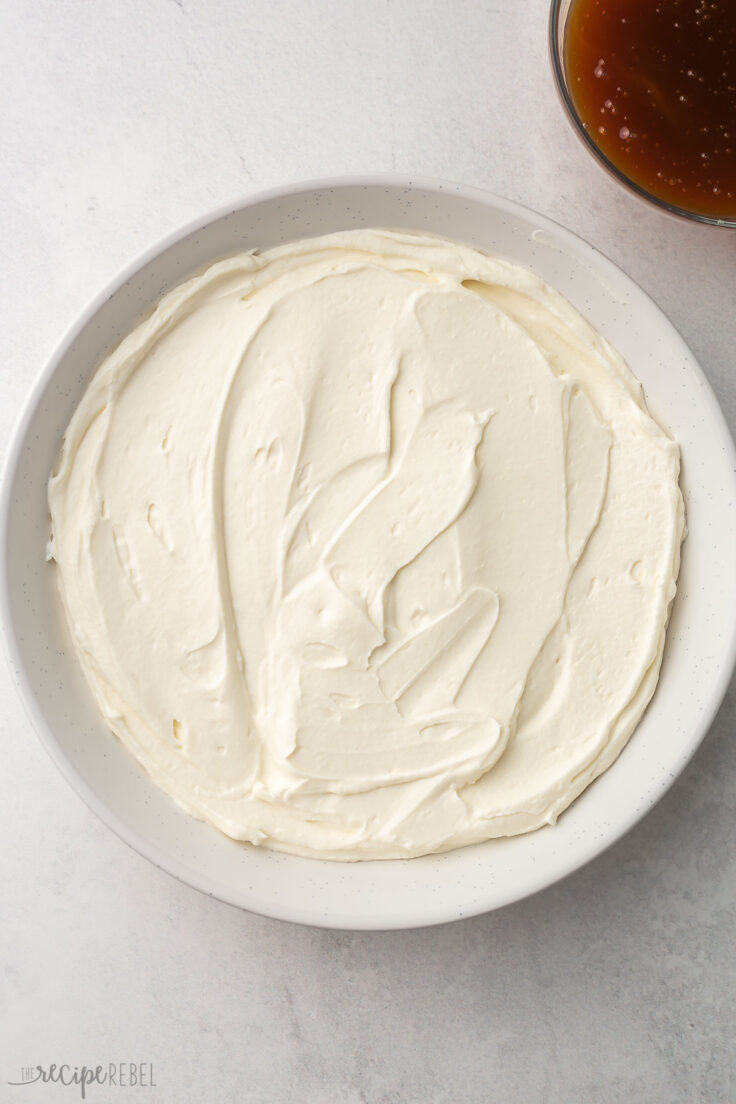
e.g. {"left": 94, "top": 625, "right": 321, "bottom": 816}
{"left": 563, "top": 0, "right": 736, "bottom": 219}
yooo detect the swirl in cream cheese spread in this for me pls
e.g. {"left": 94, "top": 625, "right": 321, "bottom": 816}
{"left": 48, "top": 230, "right": 684, "bottom": 859}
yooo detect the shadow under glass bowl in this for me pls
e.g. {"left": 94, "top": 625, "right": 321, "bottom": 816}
{"left": 549, "top": 0, "right": 736, "bottom": 229}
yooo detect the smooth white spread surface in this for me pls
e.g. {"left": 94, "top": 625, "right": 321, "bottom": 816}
{"left": 48, "top": 230, "right": 684, "bottom": 860}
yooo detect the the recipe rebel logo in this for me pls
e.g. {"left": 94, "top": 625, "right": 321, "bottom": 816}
{"left": 8, "top": 1062, "right": 156, "bottom": 1098}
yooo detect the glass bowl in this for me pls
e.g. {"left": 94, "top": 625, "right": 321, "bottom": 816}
{"left": 549, "top": 0, "right": 736, "bottom": 228}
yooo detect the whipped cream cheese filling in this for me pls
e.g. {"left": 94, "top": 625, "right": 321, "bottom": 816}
{"left": 48, "top": 230, "right": 684, "bottom": 859}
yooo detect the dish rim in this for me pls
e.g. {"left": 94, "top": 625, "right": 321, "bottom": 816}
{"left": 2, "top": 173, "right": 735, "bottom": 929}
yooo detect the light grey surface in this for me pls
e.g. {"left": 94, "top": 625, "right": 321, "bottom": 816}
{"left": 1, "top": 1, "right": 734, "bottom": 1101}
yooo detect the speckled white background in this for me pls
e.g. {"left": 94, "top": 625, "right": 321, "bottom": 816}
{"left": 2, "top": 1, "right": 735, "bottom": 1101}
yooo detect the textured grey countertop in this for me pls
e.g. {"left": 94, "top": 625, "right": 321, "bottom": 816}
{"left": 2, "top": 2, "right": 734, "bottom": 1101}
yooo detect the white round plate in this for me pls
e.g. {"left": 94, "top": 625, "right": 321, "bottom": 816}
{"left": 2, "top": 176, "right": 735, "bottom": 929}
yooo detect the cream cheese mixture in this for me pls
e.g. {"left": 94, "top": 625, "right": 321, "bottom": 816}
{"left": 48, "top": 230, "right": 684, "bottom": 859}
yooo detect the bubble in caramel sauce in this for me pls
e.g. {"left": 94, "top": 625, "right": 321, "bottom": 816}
{"left": 563, "top": 0, "right": 736, "bottom": 219}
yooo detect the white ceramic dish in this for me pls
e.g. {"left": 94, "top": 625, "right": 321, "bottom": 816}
{"left": 2, "top": 176, "right": 735, "bottom": 930}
